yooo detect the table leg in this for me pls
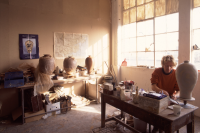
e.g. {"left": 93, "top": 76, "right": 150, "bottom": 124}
{"left": 85, "top": 80, "right": 87, "bottom": 98}
{"left": 21, "top": 89, "right": 24, "bottom": 124}
{"left": 149, "top": 124, "right": 151, "bottom": 133}
{"left": 187, "top": 112, "right": 194, "bottom": 133}
{"left": 96, "top": 78, "right": 98, "bottom": 104}
{"left": 101, "top": 94, "right": 105, "bottom": 128}
{"left": 121, "top": 110, "right": 124, "bottom": 118}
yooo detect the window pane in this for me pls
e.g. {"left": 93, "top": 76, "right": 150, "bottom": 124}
{"left": 166, "top": 0, "right": 179, "bottom": 14}
{"left": 192, "top": 50, "right": 200, "bottom": 70}
{"left": 130, "top": 8, "right": 136, "bottom": 23}
{"left": 167, "top": 32, "right": 179, "bottom": 50}
{"left": 155, "top": 15, "right": 166, "bottom": 34}
{"left": 145, "top": 20, "right": 153, "bottom": 35}
{"left": 121, "top": 39, "right": 130, "bottom": 53}
{"left": 122, "top": 24, "right": 130, "bottom": 39}
{"left": 123, "top": 11, "right": 130, "bottom": 25}
{"left": 137, "top": 5, "right": 145, "bottom": 21}
{"left": 193, "top": 7, "right": 200, "bottom": 29}
{"left": 129, "top": 23, "right": 136, "bottom": 37}
{"left": 145, "top": 2, "right": 154, "bottom": 19}
{"left": 166, "top": 13, "right": 179, "bottom": 32}
{"left": 146, "top": 52, "right": 154, "bottom": 66}
{"left": 121, "top": 39, "right": 128, "bottom": 52}
{"left": 155, "top": 34, "right": 167, "bottom": 51}
{"left": 137, "top": 0, "right": 144, "bottom": 6}
{"left": 137, "top": 37, "right": 146, "bottom": 51}
{"left": 193, "top": 29, "right": 200, "bottom": 47}
{"left": 130, "top": 38, "right": 137, "bottom": 51}
{"left": 137, "top": 52, "right": 154, "bottom": 66}
{"left": 127, "top": 38, "right": 134, "bottom": 52}
{"left": 124, "top": 0, "right": 130, "bottom": 10}
{"left": 145, "top": 35, "right": 154, "bottom": 51}
{"left": 130, "top": 0, "right": 136, "bottom": 7}
{"left": 194, "top": 0, "right": 200, "bottom": 8}
{"left": 146, "top": 0, "right": 153, "bottom": 3}
{"left": 156, "top": 0, "right": 165, "bottom": 17}
{"left": 127, "top": 53, "right": 137, "bottom": 66}
{"left": 137, "top": 21, "right": 145, "bottom": 36}
{"left": 138, "top": 52, "right": 146, "bottom": 65}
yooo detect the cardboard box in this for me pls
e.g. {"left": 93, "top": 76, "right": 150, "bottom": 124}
{"left": 25, "top": 109, "right": 45, "bottom": 123}
{"left": 46, "top": 102, "right": 60, "bottom": 116}
{"left": 133, "top": 94, "right": 169, "bottom": 114}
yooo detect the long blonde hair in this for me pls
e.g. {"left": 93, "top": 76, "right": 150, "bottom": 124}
{"left": 161, "top": 55, "right": 177, "bottom": 67}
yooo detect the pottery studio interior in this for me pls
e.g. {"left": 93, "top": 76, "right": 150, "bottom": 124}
{"left": 1, "top": 0, "right": 200, "bottom": 133}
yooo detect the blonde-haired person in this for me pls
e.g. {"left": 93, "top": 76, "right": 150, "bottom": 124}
{"left": 151, "top": 55, "right": 180, "bottom": 133}
{"left": 151, "top": 55, "right": 179, "bottom": 99}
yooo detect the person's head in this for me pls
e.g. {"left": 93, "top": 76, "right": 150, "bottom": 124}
{"left": 161, "top": 55, "right": 177, "bottom": 73}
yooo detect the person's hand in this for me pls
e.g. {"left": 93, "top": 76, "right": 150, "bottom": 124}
{"left": 171, "top": 95, "right": 177, "bottom": 100}
{"left": 162, "top": 90, "right": 169, "bottom": 96}
{"left": 171, "top": 91, "right": 180, "bottom": 100}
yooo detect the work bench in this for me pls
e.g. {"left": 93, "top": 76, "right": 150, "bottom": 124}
{"left": 100, "top": 92, "right": 198, "bottom": 133}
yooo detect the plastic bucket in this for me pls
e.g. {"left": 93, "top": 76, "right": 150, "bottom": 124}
{"left": 133, "top": 116, "right": 147, "bottom": 133}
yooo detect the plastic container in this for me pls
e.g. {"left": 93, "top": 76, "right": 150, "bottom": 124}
{"left": 133, "top": 116, "right": 147, "bottom": 133}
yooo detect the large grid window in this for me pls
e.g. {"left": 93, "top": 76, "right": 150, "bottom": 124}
{"left": 192, "top": 0, "right": 200, "bottom": 70}
{"left": 121, "top": 0, "right": 179, "bottom": 67}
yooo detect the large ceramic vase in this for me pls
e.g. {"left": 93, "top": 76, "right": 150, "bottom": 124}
{"left": 39, "top": 54, "right": 55, "bottom": 75}
{"left": 85, "top": 55, "right": 94, "bottom": 74}
{"left": 63, "top": 56, "right": 77, "bottom": 75}
{"left": 175, "top": 60, "right": 198, "bottom": 99}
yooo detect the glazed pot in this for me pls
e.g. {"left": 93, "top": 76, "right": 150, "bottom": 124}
{"left": 63, "top": 56, "right": 77, "bottom": 75}
{"left": 38, "top": 54, "right": 55, "bottom": 75}
{"left": 85, "top": 55, "right": 94, "bottom": 74}
{"left": 175, "top": 60, "right": 198, "bottom": 99}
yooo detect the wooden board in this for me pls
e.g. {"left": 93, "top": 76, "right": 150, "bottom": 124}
{"left": 133, "top": 94, "right": 169, "bottom": 114}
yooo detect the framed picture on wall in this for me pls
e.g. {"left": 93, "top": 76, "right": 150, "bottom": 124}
{"left": 19, "top": 34, "right": 39, "bottom": 60}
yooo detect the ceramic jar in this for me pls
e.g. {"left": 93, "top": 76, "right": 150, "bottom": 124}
{"left": 175, "top": 60, "right": 198, "bottom": 99}
{"left": 63, "top": 56, "right": 77, "bottom": 75}
{"left": 38, "top": 54, "right": 55, "bottom": 75}
{"left": 85, "top": 55, "right": 94, "bottom": 74}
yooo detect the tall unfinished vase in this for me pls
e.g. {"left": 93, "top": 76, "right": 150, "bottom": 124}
{"left": 175, "top": 61, "right": 198, "bottom": 99}
{"left": 85, "top": 55, "right": 94, "bottom": 74}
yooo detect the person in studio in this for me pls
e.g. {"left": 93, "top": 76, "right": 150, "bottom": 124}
{"left": 151, "top": 55, "right": 180, "bottom": 99}
{"left": 150, "top": 55, "right": 180, "bottom": 133}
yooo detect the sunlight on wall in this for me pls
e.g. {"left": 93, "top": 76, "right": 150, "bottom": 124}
{"left": 87, "top": 34, "right": 109, "bottom": 74}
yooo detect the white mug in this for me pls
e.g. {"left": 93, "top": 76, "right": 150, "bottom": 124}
{"left": 173, "top": 105, "right": 182, "bottom": 116}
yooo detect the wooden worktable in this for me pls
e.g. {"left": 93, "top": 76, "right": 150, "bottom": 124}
{"left": 101, "top": 92, "right": 198, "bottom": 133}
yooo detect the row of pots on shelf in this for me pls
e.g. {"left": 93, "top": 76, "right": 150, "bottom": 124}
{"left": 38, "top": 54, "right": 93, "bottom": 75}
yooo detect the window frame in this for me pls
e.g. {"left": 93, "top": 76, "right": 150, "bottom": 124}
{"left": 121, "top": 0, "right": 179, "bottom": 68}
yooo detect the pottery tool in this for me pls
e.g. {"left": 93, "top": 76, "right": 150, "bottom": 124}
{"left": 104, "top": 61, "right": 115, "bottom": 82}
{"left": 111, "top": 64, "right": 117, "bottom": 85}
{"left": 169, "top": 98, "right": 180, "bottom": 105}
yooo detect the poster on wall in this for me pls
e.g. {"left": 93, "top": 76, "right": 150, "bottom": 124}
{"left": 19, "top": 34, "right": 39, "bottom": 60}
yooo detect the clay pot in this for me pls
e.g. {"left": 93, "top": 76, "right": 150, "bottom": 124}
{"left": 63, "top": 56, "right": 77, "bottom": 75}
{"left": 175, "top": 61, "right": 198, "bottom": 99}
{"left": 38, "top": 54, "right": 55, "bottom": 75}
{"left": 85, "top": 55, "right": 94, "bottom": 74}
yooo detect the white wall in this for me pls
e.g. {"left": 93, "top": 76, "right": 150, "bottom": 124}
{"left": 0, "top": 0, "right": 111, "bottom": 117}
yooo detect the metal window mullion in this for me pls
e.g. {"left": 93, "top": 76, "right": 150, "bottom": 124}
{"left": 153, "top": 0, "right": 155, "bottom": 67}
{"left": 136, "top": 4, "right": 138, "bottom": 66}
